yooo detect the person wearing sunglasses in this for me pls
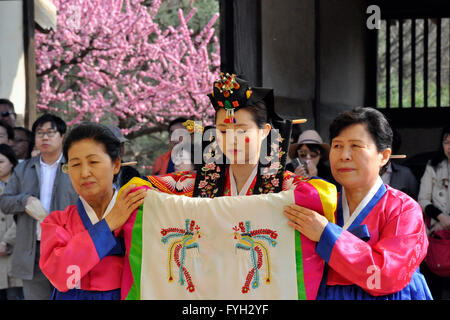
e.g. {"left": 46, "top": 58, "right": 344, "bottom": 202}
{"left": 287, "top": 130, "right": 338, "bottom": 188}
{"left": 0, "top": 99, "right": 16, "bottom": 128}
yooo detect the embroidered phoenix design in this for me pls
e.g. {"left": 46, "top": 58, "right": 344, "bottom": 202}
{"left": 232, "top": 221, "right": 278, "bottom": 294}
{"left": 161, "top": 219, "right": 201, "bottom": 292}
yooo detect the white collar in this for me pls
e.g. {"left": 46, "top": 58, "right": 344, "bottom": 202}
{"left": 342, "top": 176, "right": 383, "bottom": 230}
{"left": 80, "top": 189, "right": 118, "bottom": 224}
{"left": 229, "top": 165, "right": 258, "bottom": 196}
{"left": 40, "top": 153, "right": 63, "bottom": 167}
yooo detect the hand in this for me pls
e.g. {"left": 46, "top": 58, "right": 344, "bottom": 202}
{"left": 283, "top": 204, "right": 329, "bottom": 242}
{"left": 430, "top": 222, "right": 445, "bottom": 233}
{"left": 26, "top": 196, "right": 40, "bottom": 207}
{"left": 305, "top": 160, "right": 318, "bottom": 177}
{"left": 174, "top": 163, "right": 194, "bottom": 172}
{"left": 437, "top": 213, "right": 450, "bottom": 230}
{"left": 31, "top": 149, "right": 41, "bottom": 157}
{"left": 294, "top": 165, "right": 308, "bottom": 177}
{"left": 105, "top": 184, "right": 147, "bottom": 231}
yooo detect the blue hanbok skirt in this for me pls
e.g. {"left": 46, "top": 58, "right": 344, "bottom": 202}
{"left": 317, "top": 269, "right": 433, "bottom": 300}
{"left": 51, "top": 288, "right": 121, "bottom": 300}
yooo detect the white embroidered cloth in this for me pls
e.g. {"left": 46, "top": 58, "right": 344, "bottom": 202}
{"left": 139, "top": 189, "right": 298, "bottom": 299}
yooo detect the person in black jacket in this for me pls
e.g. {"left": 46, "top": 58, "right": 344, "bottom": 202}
{"left": 380, "top": 128, "right": 419, "bottom": 199}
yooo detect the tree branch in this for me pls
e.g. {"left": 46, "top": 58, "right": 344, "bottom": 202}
{"left": 124, "top": 125, "right": 168, "bottom": 140}
{"left": 37, "top": 38, "right": 104, "bottom": 78}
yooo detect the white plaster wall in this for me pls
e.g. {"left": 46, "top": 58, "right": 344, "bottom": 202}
{"left": 0, "top": 1, "right": 26, "bottom": 126}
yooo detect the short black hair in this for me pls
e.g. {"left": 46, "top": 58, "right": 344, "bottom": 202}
{"left": 0, "top": 143, "right": 18, "bottom": 168}
{"left": 0, "top": 120, "right": 14, "bottom": 140}
{"left": 168, "top": 117, "right": 189, "bottom": 132}
{"left": 329, "top": 107, "right": 392, "bottom": 152}
{"left": 14, "top": 126, "right": 34, "bottom": 158}
{"left": 32, "top": 114, "right": 67, "bottom": 135}
{"left": 0, "top": 99, "right": 15, "bottom": 112}
{"left": 63, "top": 122, "right": 121, "bottom": 162}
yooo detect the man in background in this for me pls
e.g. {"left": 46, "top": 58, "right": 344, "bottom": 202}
{"left": 152, "top": 117, "right": 190, "bottom": 175}
{"left": 0, "top": 120, "right": 14, "bottom": 146}
{"left": 0, "top": 99, "right": 16, "bottom": 128}
{"left": 0, "top": 114, "right": 77, "bottom": 299}
{"left": 12, "top": 127, "right": 34, "bottom": 161}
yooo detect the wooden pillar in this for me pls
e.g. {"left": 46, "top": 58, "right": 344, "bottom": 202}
{"left": 23, "top": 0, "right": 37, "bottom": 129}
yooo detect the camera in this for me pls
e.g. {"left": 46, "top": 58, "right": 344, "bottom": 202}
{"left": 291, "top": 157, "right": 309, "bottom": 176}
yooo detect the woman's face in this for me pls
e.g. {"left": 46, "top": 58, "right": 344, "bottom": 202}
{"left": 0, "top": 153, "right": 13, "bottom": 181}
{"left": 297, "top": 145, "right": 321, "bottom": 167}
{"left": 443, "top": 134, "right": 450, "bottom": 161}
{"left": 67, "top": 138, "right": 120, "bottom": 203}
{"left": 329, "top": 123, "right": 391, "bottom": 192}
{"left": 215, "top": 108, "right": 270, "bottom": 165}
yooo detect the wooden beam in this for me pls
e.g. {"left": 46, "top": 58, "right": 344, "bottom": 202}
{"left": 23, "top": 0, "right": 37, "bottom": 129}
{"left": 379, "top": 108, "right": 450, "bottom": 128}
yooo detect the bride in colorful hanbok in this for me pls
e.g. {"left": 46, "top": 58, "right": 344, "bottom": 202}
{"left": 119, "top": 73, "right": 338, "bottom": 299}
{"left": 138, "top": 73, "right": 314, "bottom": 198}
{"left": 284, "top": 107, "right": 432, "bottom": 300}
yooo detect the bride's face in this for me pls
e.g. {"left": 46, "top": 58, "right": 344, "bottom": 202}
{"left": 215, "top": 108, "right": 270, "bottom": 165}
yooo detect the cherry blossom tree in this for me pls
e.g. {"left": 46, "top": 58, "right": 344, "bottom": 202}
{"left": 35, "top": 0, "right": 220, "bottom": 139}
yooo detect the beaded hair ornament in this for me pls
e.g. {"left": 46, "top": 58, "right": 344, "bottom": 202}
{"left": 192, "top": 73, "right": 294, "bottom": 198}
{"left": 208, "top": 73, "right": 253, "bottom": 124}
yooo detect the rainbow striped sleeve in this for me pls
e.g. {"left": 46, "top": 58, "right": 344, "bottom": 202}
{"left": 293, "top": 177, "right": 337, "bottom": 300}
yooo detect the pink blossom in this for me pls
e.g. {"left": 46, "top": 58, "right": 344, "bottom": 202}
{"left": 35, "top": 0, "right": 220, "bottom": 135}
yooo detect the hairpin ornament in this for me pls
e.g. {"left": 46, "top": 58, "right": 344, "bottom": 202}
{"left": 182, "top": 120, "right": 204, "bottom": 134}
{"left": 209, "top": 73, "right": 253, "bottom": 124}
